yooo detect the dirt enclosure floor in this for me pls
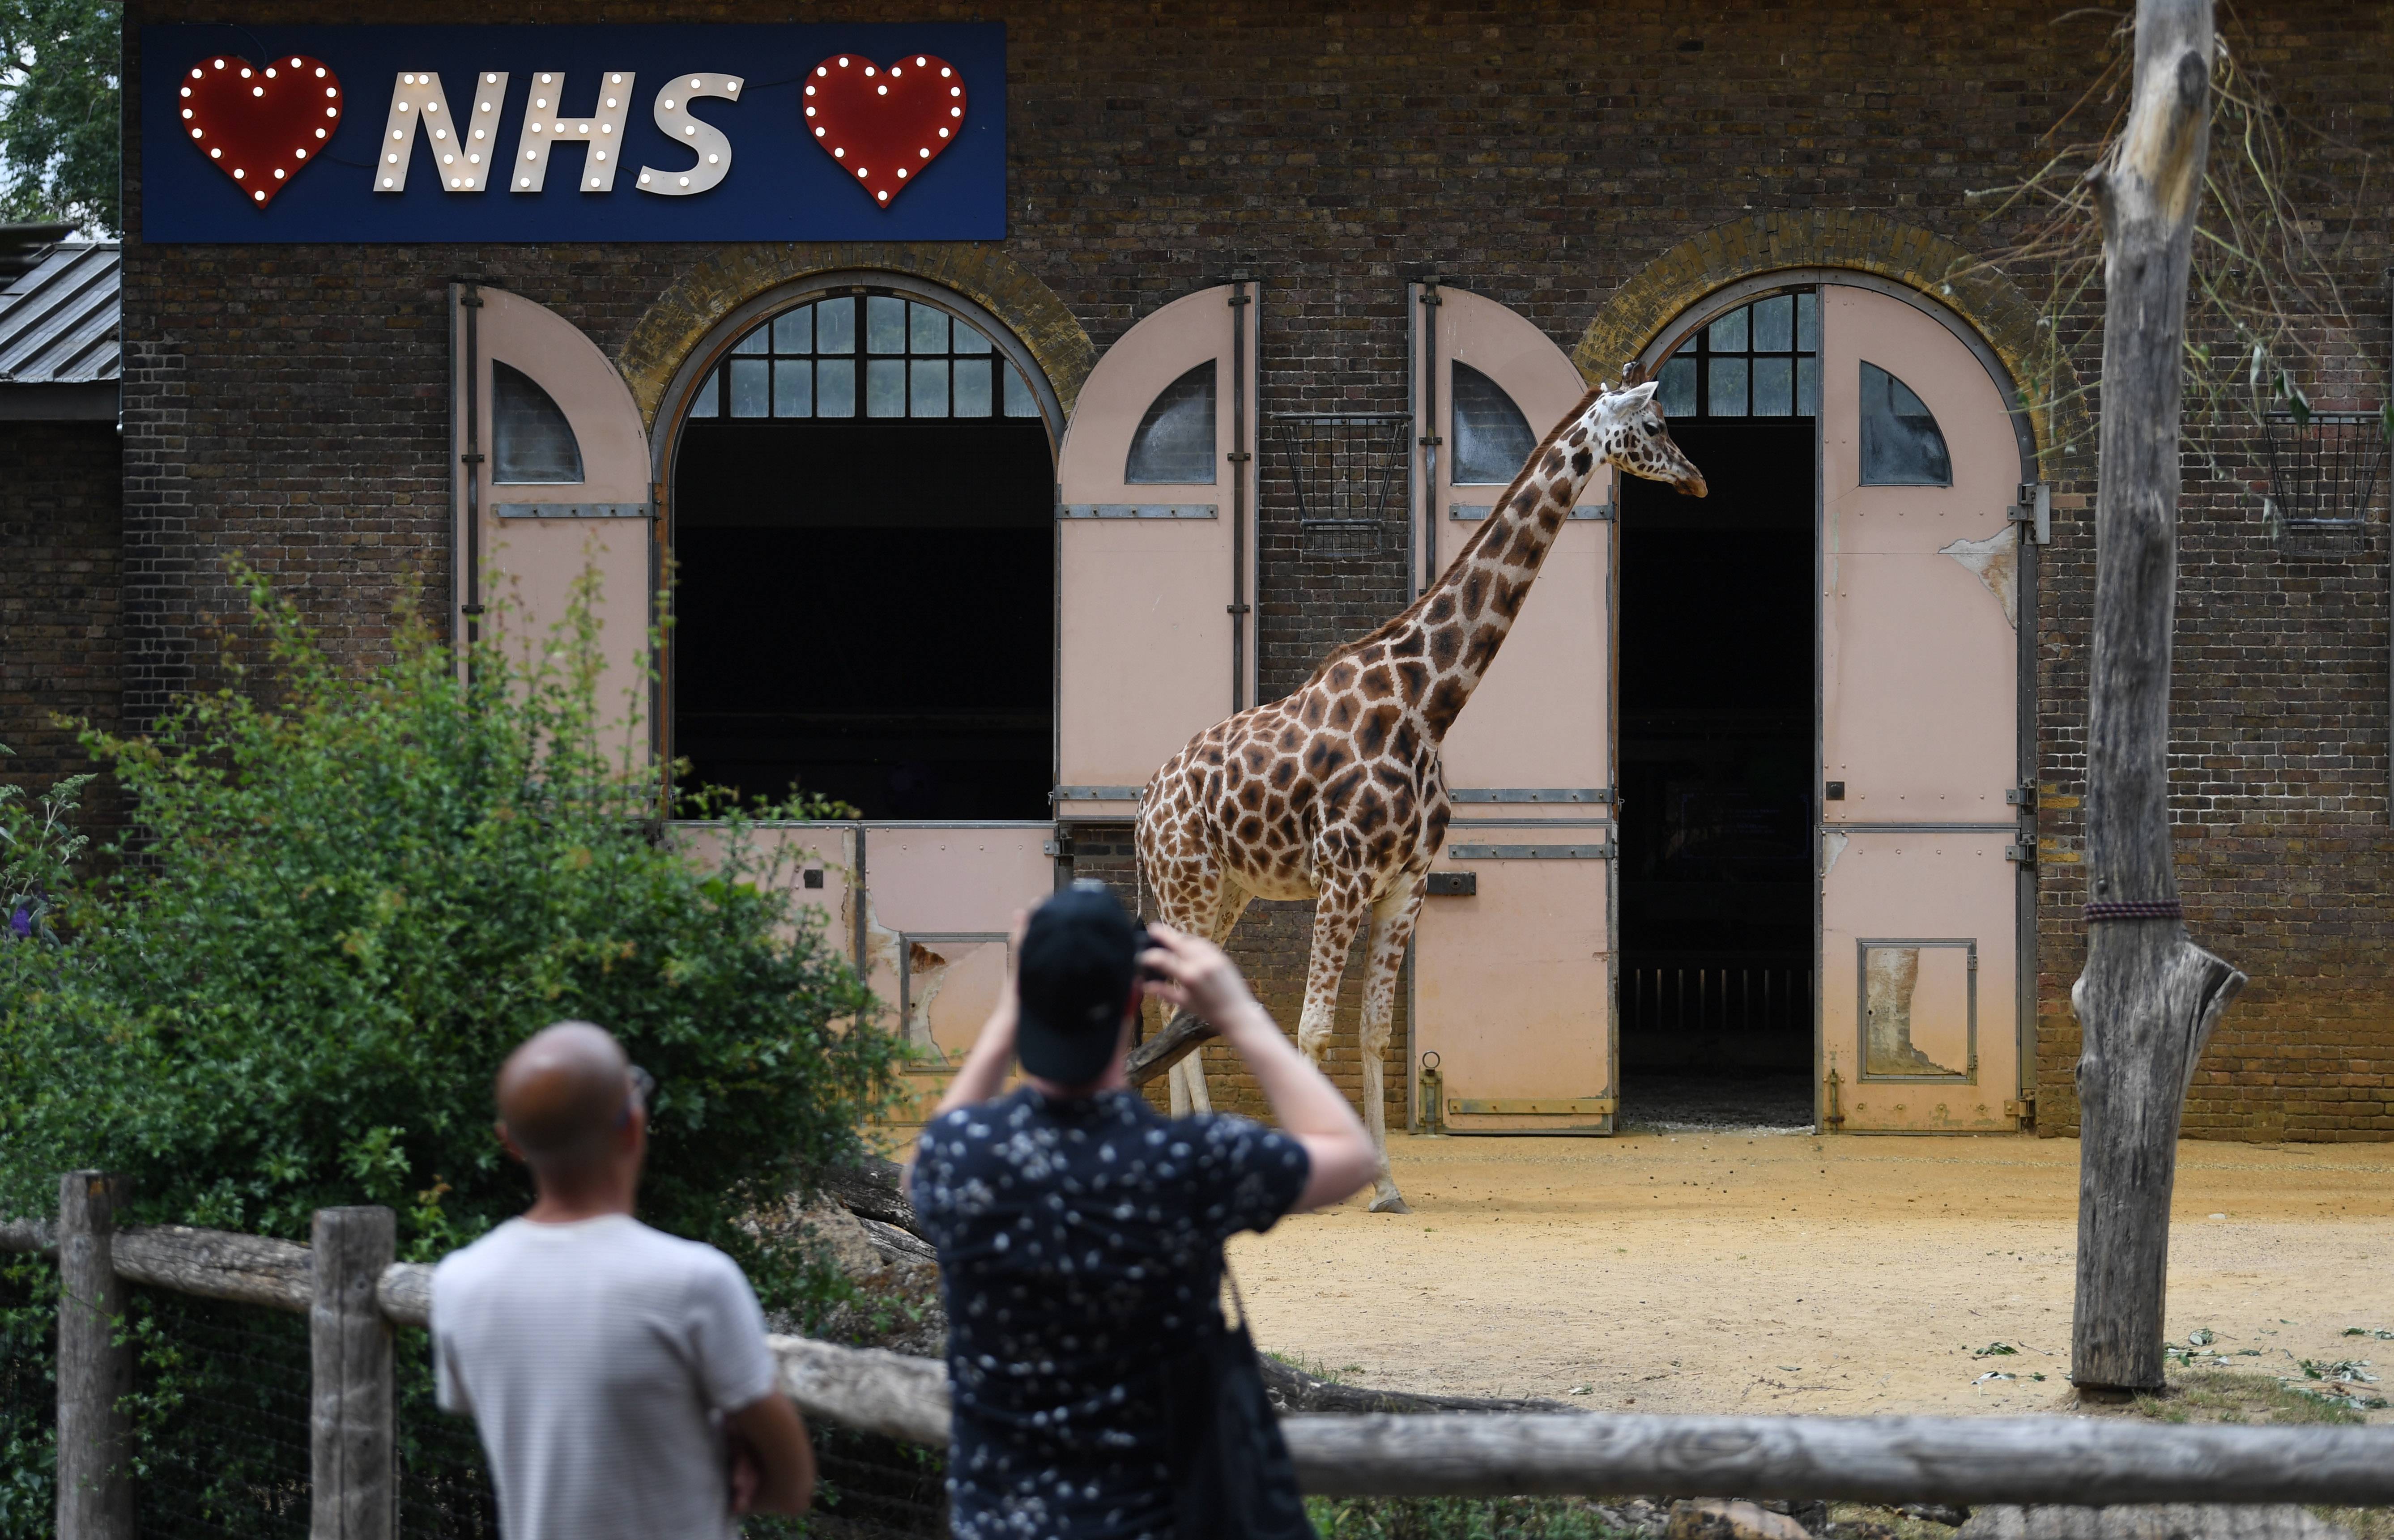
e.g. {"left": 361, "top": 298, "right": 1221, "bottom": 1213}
{"left": 1227, "top": 1131, "right": 2394, "bottom": 1421}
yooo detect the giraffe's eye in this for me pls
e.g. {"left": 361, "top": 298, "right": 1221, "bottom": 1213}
{"left": 1641, "top": 420, "right": 1661, "bottom": 436}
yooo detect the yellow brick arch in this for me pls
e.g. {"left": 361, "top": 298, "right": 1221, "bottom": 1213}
{"left": 1572, "top": 211, "right": 2077, "bottom": 468}
{"left": 618, "top": 242, "right": 1096, "bottom": 432}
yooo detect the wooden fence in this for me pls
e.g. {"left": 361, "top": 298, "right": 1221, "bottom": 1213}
{"left": 9, "top": 1170, "right": 2394, "bottom": 1540}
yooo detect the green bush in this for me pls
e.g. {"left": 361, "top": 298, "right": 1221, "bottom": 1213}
{"left": 0, "top": 565, "right": 899, "bottom": 1533}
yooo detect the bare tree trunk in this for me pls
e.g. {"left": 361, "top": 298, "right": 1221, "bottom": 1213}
{"left": 2070, "top": 0, "right": 2247, "bottom": 1396}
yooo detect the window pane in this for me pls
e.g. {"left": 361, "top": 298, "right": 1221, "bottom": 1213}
{"left": 1707, "top": 355, "right": 1750, "bottom": 416}
{"left": 1797, "top": 355, "right": 1819, "bottom": 416}
{"left": 909, "top": 303, "right": 949, "bottom": 354}
{"left": 1004, "top": 366, "right": 1040, "bottom": 418}
{"left": 1657, "top": 356, "right": 1699, "bottom": 418}
{"left": 774, "top": 359, "right": 812, "bottom": 417}
{"left": 911, "top": 359, "right": 949, "bottom": 416}
{"left": 1859, "top": 361, "right": 1953, "bottom": 485}
{"left": 1796, "top": 290, "right": 1820, "bottom": 352}
{"left": 867, "top": 295, "right": 907, "bottom": 354}
{"left": 953, "top": 359, "right": 993, "bottom": 416}
{"left": 1125, "top": 362, "right": 1216, "bottom": 484}
{"left": 491, "top": 362, "right": 584, "bottom": 483}
{"left": 731, "top": 325, "right": 769, "bottom": 356}
{"left": 815, "top": 297, "right": 856, "bottom": 354}
{"left": 728, "top": 357, "right": 770, "bottom": 418}
{"left": 816, "top": 358, "right": 856, "bottom": 417}
{"left": 867, "top": 358, "right": 906, "bottom": 417}
{"left": 771, "top": 305, "right": 812, "bottom": 354}
{"left": 686, "top": 371, "right": 718, "bottom": 418}
{"left": 951, "top": 323, "right": 993, "bottom": 354}
{"left": 1752, "top": 356, "right": 1794, "bottom": 416}
{"left": 1751, "top": 294, "right": 1794, "bottom": 352}
{"left": 1707, "top": 305, "right": 1748, "bottom": 353}
{"left": 1451, "top": 362, "right": 1537, "bottom": 484}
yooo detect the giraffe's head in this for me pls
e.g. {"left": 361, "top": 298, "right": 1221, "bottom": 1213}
{"left": 1595, "top": 367, "right": 1707, "bottom": 498}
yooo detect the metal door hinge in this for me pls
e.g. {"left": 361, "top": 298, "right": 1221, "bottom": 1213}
{"left": 2005, "top": 1094, "right": 2036, "bottom": 1120}
{"left": 458, "top": 604, "right": 486, "bottom": 617}
{"left": 458, "top": 292, "right": 484, "bottom": 309}
{"left": 1226, "top": 603, "right": 1252, "bottom": 615}
{"left": 1418, "top": 434, "right": 1443, "bottom": 447}
{"left": 2008, "top": 482, "right": 2051, "bottom": 545}
{"left": 2004, "top": 842, "right": 2038, "bottom": 867}
{"left": 2005, "top": 783, "right": 2038, "bottom": 810}
{"left": 460, "top": 453, "right": 485, "bottom": 465}
{"left": 1226, "top": 291, "right": 1251, "bottom": 307}
{"left": 1226, "top": 450, "right": 1252, "bottom": 464}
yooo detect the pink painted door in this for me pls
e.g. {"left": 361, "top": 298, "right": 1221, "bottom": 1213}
{"left": 1818, "top": 285, "right": 2026, "bottom": 1132}
{"left": 450, "top": 285, "right": 657, "bottom": 749}
{"left": 1408, "top": 285, "right": 1617, "bottom": 1134}
{"left": 1053, "top": 284, "right": 1259, "bottom": 818}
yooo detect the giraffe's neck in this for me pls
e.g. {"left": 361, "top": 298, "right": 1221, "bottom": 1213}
{"left": 1393, "top": 387, "right": 1608, "bottom": 742}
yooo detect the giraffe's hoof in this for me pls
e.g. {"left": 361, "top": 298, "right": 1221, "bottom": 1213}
{"left": 1368, "top": 1193, "right": 1414, "bottom": 1216}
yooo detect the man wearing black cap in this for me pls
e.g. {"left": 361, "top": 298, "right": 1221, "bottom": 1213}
{"left": 910, "top": 881, "right": 1375, "bottom": 1540}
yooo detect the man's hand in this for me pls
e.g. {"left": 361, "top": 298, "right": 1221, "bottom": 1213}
{"left": 1137, "top": 923, "right": 1262, "bottom": 1032}
{"left": 724, "top": 1393, "right": 814, "bottom": 1516}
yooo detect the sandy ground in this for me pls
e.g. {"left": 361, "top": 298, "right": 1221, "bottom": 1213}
{"left": 1227, "top": 1131, "right": 2394, "bottom": 1420}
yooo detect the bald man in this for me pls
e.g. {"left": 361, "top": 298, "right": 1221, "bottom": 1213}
{"left": 430, "top": 1021, "right": 814, "bottom": 1540}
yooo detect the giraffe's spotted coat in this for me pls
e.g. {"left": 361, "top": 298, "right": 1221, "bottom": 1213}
{"left": 1137, "top": 377, "right": 1704, "bottom": 1212}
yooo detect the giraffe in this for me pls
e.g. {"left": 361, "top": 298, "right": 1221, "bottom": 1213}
{"left": 1136, "top": 370, "right": 1708, "bottom": 1211}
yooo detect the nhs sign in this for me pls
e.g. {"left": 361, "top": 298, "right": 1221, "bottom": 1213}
{"left": 138, "top": 24, "right": 1006, "bottom": 242}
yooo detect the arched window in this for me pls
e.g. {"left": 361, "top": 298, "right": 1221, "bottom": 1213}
{"left": 673, "top": 286, "right": 1055, "bottom": 818}
{"left": 492, "top": 362, "right": 583, "bottom": 483}
{"left": 1654, "top": 292, "right": 1819, "bottom": 419}
{"left": 1451, "top": 362, "right": 1536, "bottom": 485}
{"left": 685, "top": 294, "right": 1044, "bottom": 421}
{"left": 1124, "top": 362, "right": 1217, "bottom": 484}
{"left": 1858, "top": 362, "right": 1953, "bottom": 485}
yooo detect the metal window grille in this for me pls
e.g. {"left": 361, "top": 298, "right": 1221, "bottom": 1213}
{"left": 1265, "top": 411, "right": 1411, "bottom": 554}
{"left": 2260, "top": 410, "right": 2390, "bottom": 544}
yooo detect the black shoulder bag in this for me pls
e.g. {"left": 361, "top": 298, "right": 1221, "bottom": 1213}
{"left": 1165, "top": 1264, "right": 1316, "bottom": 1540}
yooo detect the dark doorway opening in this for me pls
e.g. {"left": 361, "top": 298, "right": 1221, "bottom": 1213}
{"left": 671, "top": 291, "right": 1055, "bottom": 821}
{"left": 1617, "top": 417, "right": 1815, "bottom": 1127}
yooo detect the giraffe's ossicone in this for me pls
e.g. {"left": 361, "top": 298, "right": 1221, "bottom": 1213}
{"left": 1138, "top": 370, "right": 1706, "bottom": 1213}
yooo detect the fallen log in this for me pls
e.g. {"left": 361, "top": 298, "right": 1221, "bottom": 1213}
{"left": 1259, "top": 1354, "right": 1577, "bottom": 1416}
{"left": 1125, "top": 1008, "right": 1216, "bottom": 1086}
{"left": 770, "top": 1332, "right": 950, "bottom": 1444}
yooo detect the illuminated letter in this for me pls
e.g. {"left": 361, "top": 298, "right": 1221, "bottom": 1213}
{"left": 372, "top": 70, "right": 506, "bottom": 193}
{"left": 511, "top": 71, "right": 637, "bottom": 194}
{"left": 636, "top": 73, "right": 741, "bottom": 196}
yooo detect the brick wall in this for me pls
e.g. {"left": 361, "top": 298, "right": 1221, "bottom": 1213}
{"left": 0, "top": 421, "right": 124, "bottom": 826}
{"left": 119, "top": 0, "right": 2394, "bottom": 1137}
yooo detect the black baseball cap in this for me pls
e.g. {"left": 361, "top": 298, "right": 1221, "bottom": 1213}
{"left": 1016, "top": 881, "right": 1146, "bottom": 1085}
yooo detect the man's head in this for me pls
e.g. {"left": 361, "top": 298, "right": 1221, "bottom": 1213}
{"left": 495, "top": 1021, "right": 646, "bottom": 1187}
{"left": 1016, "top": 881, "right": 1148, "bottom": 1091}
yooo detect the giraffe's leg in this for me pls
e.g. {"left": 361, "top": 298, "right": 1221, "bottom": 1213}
{"left": 1357, "top": 879, "right": 1425, "bottom": 1214}
{"left": 1295, "top": 878, "right": 1372, "bottom": 1193}
{"left": 1144, "top": 851, "right": 1226, "bottom": 1117}
{"left": 1168, "top": 882, "right": 1251, "bottom": 1115}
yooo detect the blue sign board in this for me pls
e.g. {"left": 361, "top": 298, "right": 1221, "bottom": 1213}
{"left": 138, "top": 24, "right": 1006, "bottom": 242}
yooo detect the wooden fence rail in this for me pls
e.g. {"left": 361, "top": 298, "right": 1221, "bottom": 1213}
{"left": 9, "top": 1180, "right": 2394, "bottom": 1540}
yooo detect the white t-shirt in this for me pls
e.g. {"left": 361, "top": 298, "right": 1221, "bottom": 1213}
{"left": 430, "top": 1213, "right": 780, "bottom": 1540}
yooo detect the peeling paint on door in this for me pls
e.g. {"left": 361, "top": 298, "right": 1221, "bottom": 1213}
{"left": 1820, "top": 826, "right": 1850, "bottom": 878}
{"left": 1938, "top": 523, "right": 2019, "bottom": 629}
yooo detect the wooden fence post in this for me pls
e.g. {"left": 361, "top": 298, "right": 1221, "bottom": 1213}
{"left": 56, "top": 1170, "right": 136, "bottom": 1540}
{"left": 311, "top": 1206, "right": 396, "bottom": 1540}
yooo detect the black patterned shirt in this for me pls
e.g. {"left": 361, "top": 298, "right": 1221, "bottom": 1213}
{"left": 909, "top": 1086, "right": 1310, "bottom": 1540}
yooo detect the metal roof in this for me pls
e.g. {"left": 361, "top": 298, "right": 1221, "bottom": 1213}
{"left": 0, "top": 238, "right": 121, "bottom": 387}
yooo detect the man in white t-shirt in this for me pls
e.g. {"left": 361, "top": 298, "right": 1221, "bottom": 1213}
{"left": 432, "top": 1021, "right": 814, "bottom": 1540}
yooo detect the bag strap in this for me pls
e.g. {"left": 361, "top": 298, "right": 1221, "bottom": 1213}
{"left": 1221, "top": 1258, "right": 1251, "bottom": 1332}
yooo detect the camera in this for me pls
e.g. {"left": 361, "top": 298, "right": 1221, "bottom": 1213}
{"left": 1134, "top": 925, "right": 1169, "bottom": 983}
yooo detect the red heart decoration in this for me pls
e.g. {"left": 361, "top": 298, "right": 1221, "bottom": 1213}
{"left": 803, "top": 53, "right": 967, "bottom": 208}
{"left": 179, "top": 53, "right": 343, "bottom": 209}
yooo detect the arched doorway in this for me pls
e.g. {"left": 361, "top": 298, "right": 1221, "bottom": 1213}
{"left": 1619, "top": 274, "right": 2038, "bottom": 1132}
{"left": 664, "top": 278, "right": 1062, "bottom": 818}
